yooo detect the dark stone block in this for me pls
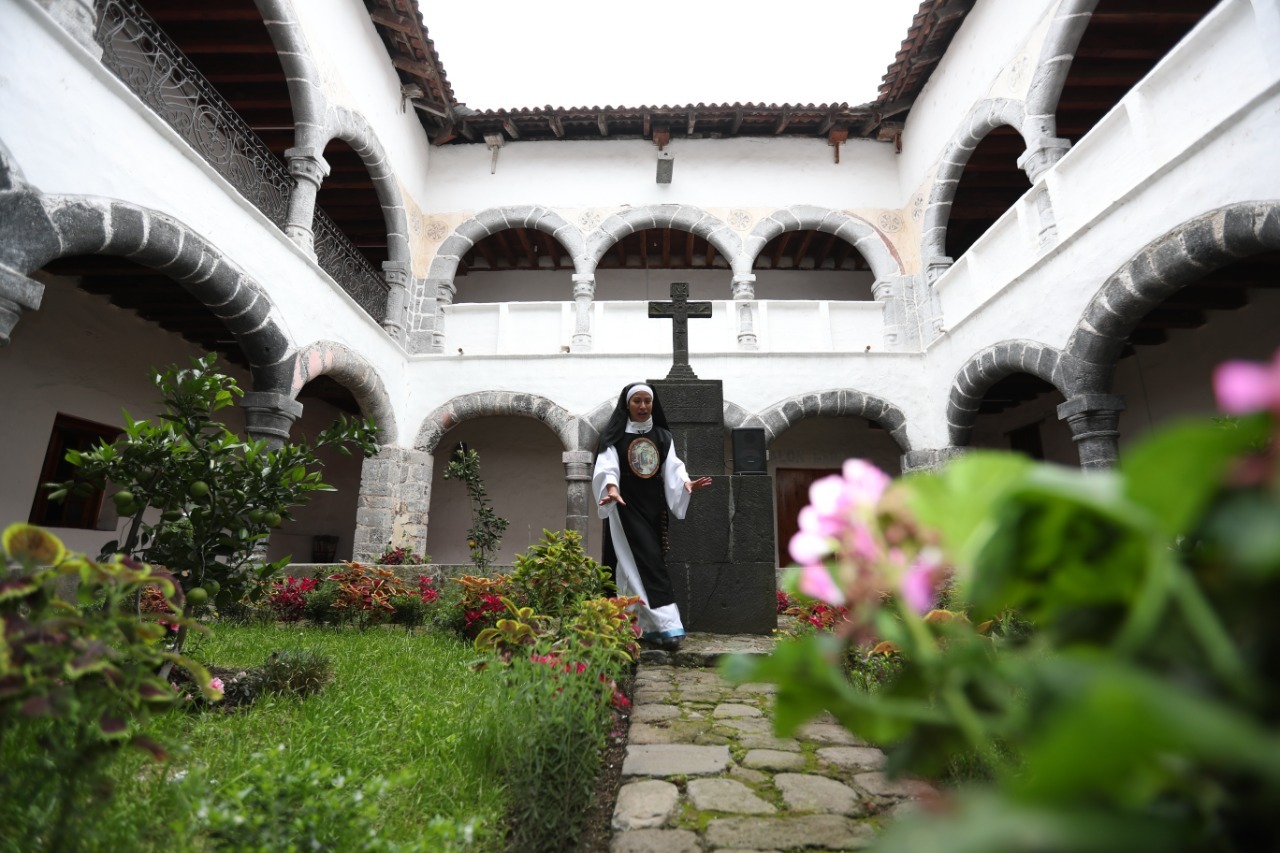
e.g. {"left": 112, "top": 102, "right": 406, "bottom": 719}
{"left": 670, "top": 561, "right": 777, "bottom": 634}
{"left": 667, "top": 478, "right": 730, "bottom": 562}
{"left": 105, "top": 203, "right": 148, "bottom": 255}
{"left": 1179, "top": 216, "right": 1233, "bottom": 270}
{"left": 654, "top": 379, "right": 723, "bottom": 424}
{"left": 49, "top": 201, "right": 107, "bottom": 256}
{"left": 240, "top": 323, "right": 290, "bottom": 373}
{"left": 139, "top": 216, "right": 184, "bottom": 269}
{"left": 1068, "top": 327, "right": 1125, "bottom": 369}
{"left": 674, "top": 425, "right": 724, "bottom": 475}
{"left": 221, "top": 291, "right": 271, "bottom": 333}
{"left": 0, "top": 191, "right": 60, "bottom": 270}
{"left": 184, "top": 265, "right": 237, "bottom": 306}
{"left": 729, "top": 476, "right": 775, "bottom": 563}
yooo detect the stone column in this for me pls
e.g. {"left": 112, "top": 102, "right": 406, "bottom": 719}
{"left": 283, "top": 147, "right": 330, "bottom": 256}
{"left": 1057, "top": 393, "right": 1126, "bottom": 470}
{"left": 35, "top": 0, "right": 100, "bottom": 58}
{"left": 731, "top": 273, "right": 758, "bottom": 350}
{"left": 570, "top": 274, "right": 595, "bottom": 352}
{"left": 352, "top": 447, "right": 431, "bottom": 563}
{"left": 900, "top": 447, "right": 967, "bottom": 474}
{"left": 1017, "top": 136, "right": 1072, "bottom": 184}
{"left": 0, "top": 263, "right": 44, "bottom": 346}
{"left": 871, "top": 274, "right": 911, "bottom": 352}
{"left": 430, "top": 278, "right": 456, "bottom": 353}
{"left": 381, "top": 260, "right": 409, "bottom": 341}
{"left": 240, "top": 391, "right": 303, "bottom": 451}
{"left": 562, "top": 450, "right": 594, "bottom": 544}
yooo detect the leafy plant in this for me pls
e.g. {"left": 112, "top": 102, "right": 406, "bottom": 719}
{"left": 0, "top": 524, "right": 218, "bottom": 851}
{"left": 265, "top": 575, "right": 318, "bottom": 622}
{"left": 375, "top": 543, "right": 428, "bottom": 565}
{"left": 442, "top": 447, "right": 509, "bottom": 572}
{"left": 726, "top": 387, "right": 1280, "bottom": 849}
{"left": 509, "top": 528, "right": 613, "bottom": 617}
{"left": 46, "top": 354, "right": 379, "bottom": 653}
{"left": 473, "top": 598, "right": 549, "bottom": 661}
{"left": 450, "top": 574, "right": 513, "bottom": 639}
{"left": 560, "top": 595, "right": 643, "bottom": 662}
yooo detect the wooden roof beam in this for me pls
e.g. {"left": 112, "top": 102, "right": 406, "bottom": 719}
{"left": 792, "top": 231, "right": 816, "bottom": 269}
{"left": 813, "top": 233, "right": 839, "bottom": 270}
{"left": 502, "top": 117, "right": 520, "bottom": 139}
{"left": 770, "top": 232, "right": 793, "bottom": 269}
{"left": 598, "top": 112, "right": 610, "bottom": 137}
{"left": 683, "top": 231, "right": 695, "bottom": 268}
{"left": 661, "top": 228, "right": 672, "bottom": 268}
{"left": 492, "top": 229, "right": 518, "bottom": 267}
{"left": 548, "top": 114, "right": 565, "bottom": 139}
{"left": 514, "top": 228, "right": 540, "bottom": 267}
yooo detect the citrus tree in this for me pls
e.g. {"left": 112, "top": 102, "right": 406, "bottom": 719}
{"left": 48, "top": 354, "right": 379, "bottom": 621}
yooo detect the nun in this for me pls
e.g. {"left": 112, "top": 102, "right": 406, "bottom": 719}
{"left": 593, "top": 382, "right": 713, "bottom": 649}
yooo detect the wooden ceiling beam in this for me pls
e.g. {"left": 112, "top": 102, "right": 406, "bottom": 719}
{"left": 770, "top": 232, "right": 793, "bottom": 269}
{"left": 548, "top": 114, "right": 565, "bottom": 139}
{"left": 514, "top": 228, "right": 540, "bottom": 267}
{"left": 791, "top": 231, "right": 816, "bottom": 269}
{"left": 615, "top": 234, "right": 628, "bottom": 268}
{"left": 684, "top": 231, "right": 695, "bottom": 268}
{"left": 473, "top": 238, "right": 498, "bottom": 270}
{"left": 536, "top": 231, "right": 562, "bottom": 270}
{"left": 370, "top": 10, "right": 417, "bottom": 33}
{"left": 832, "top": 240, "right": 855, "bottom": 271}
{"left": 706, "top": 241, "right": 717, "bottom": 269}
{"left": 812, "top": 233, "right": 839, "bottom": 270}
{"left": 598, "top": 113, "right": 610, "bottom": 137}
{"left": 502, "top": 118, "right": 521, "bottom": 139}
{"left": 492, "top": 230, "right": 518, "bottom": 268}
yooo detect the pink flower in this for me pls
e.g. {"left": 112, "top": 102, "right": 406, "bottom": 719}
{"left": 1214, "top": 352, "right": 1280, "bottom": 414}
{"left": 808, "top": 475, "right": 850, "bottom": 517}
{"left": 899, "top": 548, "right": 944, "bottom": 615}
{"left": 841, "top": 459, "right": 891, "bottom": 508}
{"left": 798, "top": 564, "right": 846, "bottom": 606}
{"left": 209, "top": 677, "right": 224, "bottom": 692}
{"left": 789, "top": 529, "right": 833, "bottom": 564}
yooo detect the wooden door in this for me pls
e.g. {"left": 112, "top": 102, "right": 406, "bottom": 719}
{"left": 775, "top": 467, "right": 840, "bottom": 567}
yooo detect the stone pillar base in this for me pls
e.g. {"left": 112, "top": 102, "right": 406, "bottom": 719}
{"left": 1058, "top": 394, "right": 1126, "bottom": 470}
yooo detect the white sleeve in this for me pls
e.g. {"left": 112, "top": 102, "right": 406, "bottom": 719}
{"left": 664, "top": 442, "right": 692, "bottom": 520}
{"left": 592, "top": 447, "right": 621, "bottom": 519}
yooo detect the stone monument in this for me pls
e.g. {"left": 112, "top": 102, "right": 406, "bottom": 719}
{"left": 649, "top": 283, "right": 777, "bottom": 634}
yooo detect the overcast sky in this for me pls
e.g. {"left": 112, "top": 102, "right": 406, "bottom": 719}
{"left": 424, "top": 0, "right": 923, "bottom": 110}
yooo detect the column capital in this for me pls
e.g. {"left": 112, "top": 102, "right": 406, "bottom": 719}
{"left": 284, "top": 147, "right": 331, "bottom": 188}
{"left": 900, "top": 446, "right": 966, "bottom": 474}
{"left": 924, "top": 258, "right": 954, "bottom": 286}
{"left": 0, "top": 263, "right": 45, "bottom": 346}
{"left": 1058, "top": 394, "right": 1126, "bottom": 470}
{"left": 571, "top": 273, "right": 596, "bottom": 299}
{"left": 241, "top": 391, "right": 304, "bottom": 446}
{"left": 1017, "top": 136, "right": 1072, "bottom": 183}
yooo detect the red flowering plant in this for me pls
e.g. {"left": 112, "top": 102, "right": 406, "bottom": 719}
{"left": 265, "top": 575, "right": 318, "bottom": 622}
{"left": 374, "top": 544, "right": 428, "bottom": 566}
{"left": 726, "top": 353, "right": 1280, "bottom": 851}
{"left": 449, "top": 574, "right": 514, "bottom": 639}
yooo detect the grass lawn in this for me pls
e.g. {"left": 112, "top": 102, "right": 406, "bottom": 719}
{"left": 77, "top": 624, "right": 510, "bottom": 851}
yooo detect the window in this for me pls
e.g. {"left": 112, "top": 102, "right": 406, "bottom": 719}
{"left": 28, "top": 413, "right": 122, "bottom": 529}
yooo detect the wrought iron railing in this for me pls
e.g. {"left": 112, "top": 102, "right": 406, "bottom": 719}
{"left": 93, "top": 0, "right": 388, "bottom": 323}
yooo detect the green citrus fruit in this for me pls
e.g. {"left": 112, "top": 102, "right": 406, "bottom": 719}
{"left": 112, "top": 490, "right": 134, "bottom": 508}
{"left": 186, "top": 587, "right": 208, "bottom": 605}
{"left": 203, "top": 580, "right": 221, "bottom": 597}
{"left": 248, "top": 509, "right": 265, "bottom": 525}
{"left": 189, "top": 481, "right": 210, "bottom": 499}
{"left": 162, "top": 509, "right": 184, "bottom": 522}
{"left": 265, "top": 512, "right": 282, "bottom": 528}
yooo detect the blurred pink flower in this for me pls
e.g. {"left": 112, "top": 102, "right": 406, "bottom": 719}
{"left": 1214, "top": 353, "right": 1280, "bottom": 414}
{"left": 899, "top": 548, "right": 944, "bottom": 614}
{"left": 798, "top": 564, "right": 846, "bottom": 606}
{"left": 790, "top": 529, "right": 833, "bottom": 565}
{"left": 842, "top": 459, "right": 891, "bottom": 507}
{"left": 798, "top": 505, "right": 842, "bottom": 537}
{"left": 809, "top": 475, "right": 850, "bottom": 517}
{"left": 208, "top": 677, "right": 224, "bottom": 692}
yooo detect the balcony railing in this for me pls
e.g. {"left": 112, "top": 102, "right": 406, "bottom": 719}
{"left": 93, "top": 0, "right": 388, "bottom": 323}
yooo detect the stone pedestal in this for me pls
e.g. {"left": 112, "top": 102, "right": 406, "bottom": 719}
{"left": 654, "top": 378, "right": 777, "bottom": 635}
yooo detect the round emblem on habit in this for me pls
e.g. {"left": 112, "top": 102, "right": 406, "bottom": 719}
{"left": 627, "top": 437, "right": 660, "bottom": 478}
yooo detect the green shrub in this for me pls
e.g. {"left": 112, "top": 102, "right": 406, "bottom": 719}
{"left": 302, "top": 580, "right": 344, "bottom": 625}
{"left": 197, "top": 750, "right": 389, "bottom": 851}
{"left": 477, "top": 646, "right": 618, "bottom": 852}
{"left": 0, "top": 524, "right": 217, "bottom": 851}
{"left": 257, "top": 649, "right": 334, "bottom": 698}
{"left": 509, "top": 529, "right": 613, "bottom": 618}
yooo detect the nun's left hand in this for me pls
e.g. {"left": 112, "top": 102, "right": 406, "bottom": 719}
{"left": 685, "top": 477, "right": 713, "bottom": 494}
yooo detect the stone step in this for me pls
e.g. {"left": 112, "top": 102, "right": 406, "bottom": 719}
{"left": 639, "top": 632, "right": 775, "bottom": 667}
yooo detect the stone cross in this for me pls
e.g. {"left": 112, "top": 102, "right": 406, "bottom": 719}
{"left": 649, "top": 282, "right": 712, "bottom": 380}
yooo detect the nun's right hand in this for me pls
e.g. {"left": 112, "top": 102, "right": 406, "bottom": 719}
{"left": 600, "top": 485, "right": 626, "bottom": 507}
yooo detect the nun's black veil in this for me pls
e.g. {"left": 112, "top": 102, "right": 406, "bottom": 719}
{"left": 596, "top": 383, "right": 671, "bottom": 454}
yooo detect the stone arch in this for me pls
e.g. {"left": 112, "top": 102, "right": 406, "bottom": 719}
{"left": 288, "top": 341, "right": 398, "bottom": 443}
{"left": 255, "top": 0, "right": 326, "bottom": 150}
{"left": 0, "top": 188, "right": 294, "bottom": 391}
{"left": 946, "top": 340, "right": 1067, "bottom": 446}
{"left": 921, "top": 98, "right": 1029, "bottom": 266}
{"left": 427, "top": 206, "right": 586, "bottom": 293}
{"left": 1064, "top": 201, "right": 1280, "bottom": 396}
{"left": 583, "top": 205, "right": 741, "bottom": 274}
{"left": 326, "top": 109, "right": 410, "bottom": 268}
{"left": 1024, "top": 0, "right": 1099, "bottom": 142}
{"left": 742, "top": 206, "right": 902, "bottom": 284}
{"left": 416, "top": 391, "right": 589, "bottom": 455}
{"left": 755, "top": 390, "right": 911, "bottom": 453}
